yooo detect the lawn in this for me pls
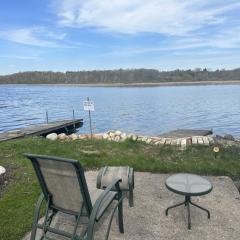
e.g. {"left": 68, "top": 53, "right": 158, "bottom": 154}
{"left": 0, "top": 137, "right": 240, "bottom": 240}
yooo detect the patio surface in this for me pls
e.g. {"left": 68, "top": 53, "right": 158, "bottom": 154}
{"left": 23, "top": 172, "right": 240, "bottom": 240}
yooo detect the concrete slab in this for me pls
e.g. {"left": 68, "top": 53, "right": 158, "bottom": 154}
{"left": 23, "top": 172, "right": 240, "bottom": 240}
{"left": 159, "top": 129, "right": 213, "bottom": 138}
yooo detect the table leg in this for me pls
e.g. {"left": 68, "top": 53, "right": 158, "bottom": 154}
{"left": 165, "top": 200, "right": 186, "bottom": 216}
{"left": 189, "top": 199, "right": 210, "bottom": 219}
{"left": 186, "top": 196, "right": 191, "bottom": 229}
{"left": 166, "top": 196, "right": 210, "bottom": 229}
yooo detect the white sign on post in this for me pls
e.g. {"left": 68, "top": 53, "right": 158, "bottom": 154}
{"left": 84, "top": 98, "right": 94, "bottom": 138}
{"left": 83, "top": 100, "right": 95, "bottom": 111}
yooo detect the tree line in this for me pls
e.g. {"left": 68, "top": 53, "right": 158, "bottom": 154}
{"left": 1, "top": 68, "right": 240, "bottom": 84}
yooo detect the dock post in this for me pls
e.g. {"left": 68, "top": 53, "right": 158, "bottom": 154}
{"left": 46, "top": 111, "right": 49, "bottom": 124}
{"left": 87, "top": 97, "right": 93, "bottom": 139}
{"left": 73, "top": 110, "right": 76, "bottom": 130}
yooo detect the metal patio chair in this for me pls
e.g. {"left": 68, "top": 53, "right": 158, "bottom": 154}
{"left": 25, "top": 154, "right": 124, "bottom": 240}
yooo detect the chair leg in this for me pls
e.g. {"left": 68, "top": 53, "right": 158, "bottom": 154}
{"left": 30, "top": 193, "right": 44, "bottom": 240}
{"left": 118, "top": 199, "right": 124, "bottom": 233}
{"left": 129, "top": 188, "right": 134, "bottom": 207}
{"left": 30, "top": 223, "right": 38, "bottom": 240}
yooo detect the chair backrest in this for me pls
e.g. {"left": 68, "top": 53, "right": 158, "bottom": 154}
{"left": 25, "top": 154, "right": 92, "bottom": 216}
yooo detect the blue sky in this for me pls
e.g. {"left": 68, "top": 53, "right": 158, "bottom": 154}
{"left": 0, "top": 0, "right": 240, "bottom": 75}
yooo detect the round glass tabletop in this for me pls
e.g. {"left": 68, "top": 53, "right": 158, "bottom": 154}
{"left": 165, "top": 173, "right": 212, "bottom": 196}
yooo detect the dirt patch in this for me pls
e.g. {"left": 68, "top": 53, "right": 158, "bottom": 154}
{"left": 142, "top": 144, "right": 157, "bottom": 155}
{"left": 80, "top": 149, "right": 100, "bottom": 155}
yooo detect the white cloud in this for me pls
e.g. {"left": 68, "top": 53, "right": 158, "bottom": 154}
{"left": 0, "top": 55, "right": 41, "bottom": 60}
{"left": 0, "top": 27, "right": 67, "bottom": 47}
{"left": 97, "top": 24, "right": 240, "bottom": 59}
{"left": 54, "top": 0, "right": 240, "bottom": 35}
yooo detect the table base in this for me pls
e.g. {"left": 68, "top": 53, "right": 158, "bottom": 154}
{"left": 165, "top": 196, "right": 210, "bottom": 229}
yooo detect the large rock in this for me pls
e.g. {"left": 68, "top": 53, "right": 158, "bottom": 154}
{"left": 109, "top": 132, "right": 115, "bottom": 138}
{"left": 186, "top": 137, "right": 192, "bottom": 145}
{"left": 69, "top": 134, "right": 78, "bottom": 141}
{"left": 120, "top": 133, "right": 127, "bottom": 141}
{"left": 121, "top": 133, "right": 127, "bottom": 138}
{"left": 176, "top": 139, "right": 182, "bottom": 146}
{"left": 171, "top": 139, "right": 177, "bottom": 146}
{"left": 46, "top": 133, "right": 58, "bottom": 141}
{"left": 114, "top": 136, "right": 121, "bottom": 142}
{"left": 223, "top": 134, "right": 235, "bottom": 141}
{"left": 180, "top": 138, "right": 187, "bottom": 150}
{"left": 58, "top": 133, "right": 67, "bottom": 140}
{"left": 0, "top": 166, "right": 6, "bottom": 175}
{"left": 127, "top": 134, "right": 133, "bottom": 139}
{"left": 115, "top": 130, "right": 122, "bottom": 136}
{"left": 146, "top": 138, "right": 152, "bottom": 144}
{"left": 102, "top": 133, "right": 109, "bottom": 140}
{"left": 192, "top": 136, "right": 198, "bottom": 145}
{"left": 202, "top": 136, "right": 209, "bottom": 145}
{"left": 132, "top": 134, "right": 138, "bottom": 141}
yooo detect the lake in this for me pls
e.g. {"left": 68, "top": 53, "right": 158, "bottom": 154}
{"left": 0, "top": 84, "right": 240, "bottom": 137}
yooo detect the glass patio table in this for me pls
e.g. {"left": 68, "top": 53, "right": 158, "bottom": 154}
{"left": 165, "top": 173, "right": 213, "bottom": 229}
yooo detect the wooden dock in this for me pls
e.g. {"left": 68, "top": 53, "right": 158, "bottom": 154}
{"left": 0, "top": 119, "right": 83, "bottom": 142}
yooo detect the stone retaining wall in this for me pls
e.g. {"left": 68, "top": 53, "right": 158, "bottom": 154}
{"left": 46, "top": 130, "right": 217, "bottom": 148}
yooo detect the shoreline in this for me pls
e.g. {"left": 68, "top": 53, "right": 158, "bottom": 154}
{"left": 1, "top": 80, "right": 240, "bottom": 87}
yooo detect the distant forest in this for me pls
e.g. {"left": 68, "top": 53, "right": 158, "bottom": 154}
{"left": 1, "top": 68, "right": 240, "bottom": 84}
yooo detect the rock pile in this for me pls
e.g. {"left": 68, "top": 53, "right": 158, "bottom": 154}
{"left": 45, "top": 133, "right": 102, "bottom": 141}
{"left": 45, "top": 130, "right": 217, "bottom": 149}
{"left": 95, "top": 131, "right": 216, "bottom": 147}
{"left": 214, "top": 134, "right": 240, "bottom": 147}
{"left": 102, "top": 130, "right": 130, "bottom": 142}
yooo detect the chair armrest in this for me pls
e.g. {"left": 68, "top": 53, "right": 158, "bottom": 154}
{"left": 87, "top": 178, "right": 122, "bottom": 239}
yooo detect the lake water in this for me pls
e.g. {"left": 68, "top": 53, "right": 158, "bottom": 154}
{"left": 0, "top": 84, "right": 240, "bottom": 137}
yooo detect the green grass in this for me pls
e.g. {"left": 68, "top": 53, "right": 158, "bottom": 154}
{"left": 0, "top": 137, "right": 240, "bottom": 240}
